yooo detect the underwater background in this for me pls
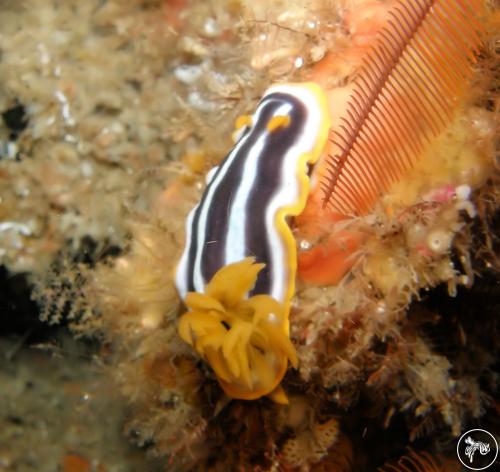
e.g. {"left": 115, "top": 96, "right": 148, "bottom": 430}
{"left": 0, "top": 0, "right": 498, "bottom": 470}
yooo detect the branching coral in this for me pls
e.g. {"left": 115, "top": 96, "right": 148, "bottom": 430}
{"left": 178, "top": 257, "right": 298, "bottom": 402}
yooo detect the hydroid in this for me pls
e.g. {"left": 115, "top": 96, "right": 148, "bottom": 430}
{"left": 321, "top": 0, "right": 486, "bottom": 215}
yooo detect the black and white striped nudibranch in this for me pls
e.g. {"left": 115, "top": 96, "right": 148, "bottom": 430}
{"left": 175, "top": 83, "right": 330, "bottom": 402}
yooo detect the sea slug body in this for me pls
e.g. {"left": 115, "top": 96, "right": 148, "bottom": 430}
{"left": 175, "top": 83, "right": 330, "bottom": 401}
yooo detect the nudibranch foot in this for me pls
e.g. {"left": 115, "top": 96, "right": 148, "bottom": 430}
{"left": 178, "top": 258, "right": 298, "bottom": 401}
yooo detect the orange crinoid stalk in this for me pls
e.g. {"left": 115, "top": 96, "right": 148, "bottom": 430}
{"left": 321, "top": 0, "right": 486, "bottom": 215}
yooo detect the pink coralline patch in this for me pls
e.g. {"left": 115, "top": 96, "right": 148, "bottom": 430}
{"left": 423, "top": 185, "right": 457, "bottom": 204}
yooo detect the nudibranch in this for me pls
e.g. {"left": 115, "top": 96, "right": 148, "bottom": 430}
{"left": 175, "top": 83, "right": 330, "bottom": 402}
